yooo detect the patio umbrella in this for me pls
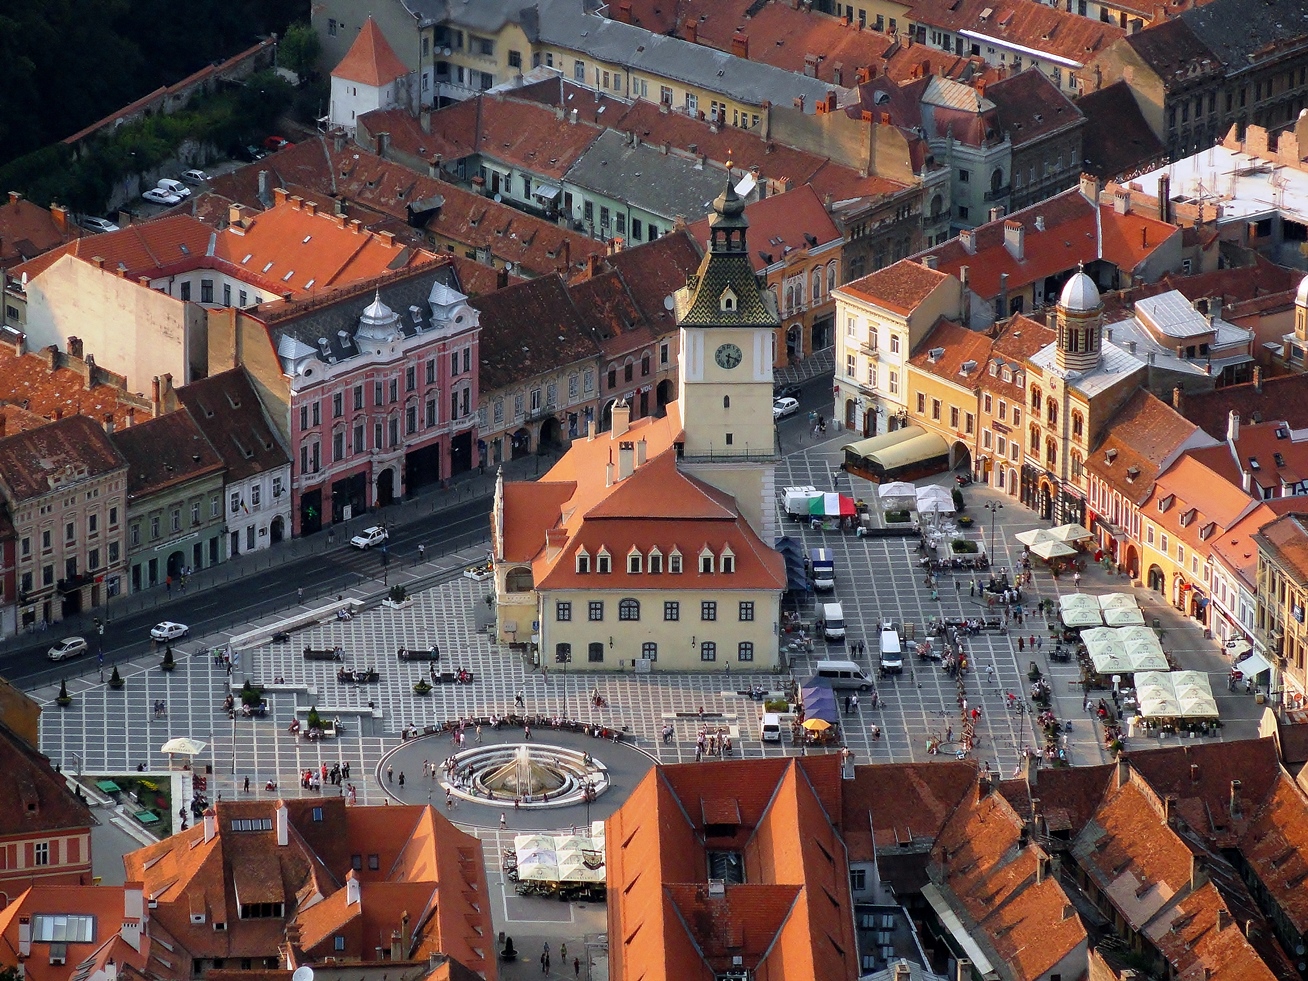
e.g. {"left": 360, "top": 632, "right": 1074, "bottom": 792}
{"left": 916, "top": 485, "right": 955, "bottom": 512}
{"left": 160, "top": 737, "right": 207, "bottom": 756}
{"left": 1015, "top": 528, "right": 1058, "bottom": 548}
{"left": 1103, "top": 606, "right": 1146, "bottom": 626}
{"left": 1059, "top": 605, "right": 1103, "bottom": 628}
{"left": 1097, "top": 593, "right": 1139, "bottom": 611}
{"left": 1030, "top": 539, "right": 1078, "bottom": 560}
{"left": 802, "top": 718, "right": 832, "bottom": 732}
{"left": 879, "top": 481, "right": 917, "bottom": 499}
{"left": 1049, "top": 523, "right": 1094, "bottom": 542}
{"left": 1172, "top": 671, "right": 1219, "bottom": 718}
{"left": 1135, "top": 672, "right": 1182, "bottom": 718}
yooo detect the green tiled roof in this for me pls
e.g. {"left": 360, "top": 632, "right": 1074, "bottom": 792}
{"left": 675, "top": 250, "right": 780, "bottom": 327}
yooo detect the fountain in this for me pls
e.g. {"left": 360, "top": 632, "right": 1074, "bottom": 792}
{"left": 439, "top": 743, "right": 609, "bottom": 808}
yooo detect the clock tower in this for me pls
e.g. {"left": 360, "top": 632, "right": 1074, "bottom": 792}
{"left": 675, "top": 170, "right": 780, "bottom": 540}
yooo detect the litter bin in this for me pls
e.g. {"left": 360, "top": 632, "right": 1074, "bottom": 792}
{"left": 1153, "top": 617, "right": 1161, "bottom": 629}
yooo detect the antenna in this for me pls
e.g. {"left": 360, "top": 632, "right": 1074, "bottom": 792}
{"left": 292, "top": 967, "right": 314, "bottom": 981}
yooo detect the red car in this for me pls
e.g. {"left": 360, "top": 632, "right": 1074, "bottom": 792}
{"left": 263, "top": 136, "right": 294, "bottom": 151}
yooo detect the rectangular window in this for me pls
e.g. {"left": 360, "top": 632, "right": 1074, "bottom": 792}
{"left": 588, "top": 601, "right": 604, "bottom": 621}
{"left": 916, "top": 392, "right": 926, "bottom": 414}
{"left": 700, "top": 641, "right": 716, "bottom": 662}
{"left": 556, "top": 601, "right": 571, "bottom": 622}
{"left": 180, "top": 281, "right": 191, "bottom": 301}
{"left": 632, "top": 218, "right": 643, "bottom": 240}
{"left": 701, "top": 601, "right": 717, "bottom": 621}
{"left": 201, "top": 280, "right": 214, "bottom": 303}
{"left": 931, "top": 398, "right": 941, "bottom": 420}
{"left": 574, "top": 60, "right": 586, "bottom": 82}
{"left": 664, "top": 601, "right": 680, "bottom": 621}
{"left": 739, "top": 601, "right": 754, "bottom": 621}
{"left": 738, "top": 642, "right": 754, "bottom": 661}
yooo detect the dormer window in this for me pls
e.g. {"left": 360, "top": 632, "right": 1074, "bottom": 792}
{"left": 1157, "top": 494, "right": 1174, "bottom": 513}
{"left": 627, "top": 549, "right": 642, "bottom": 574}
{"left": 597, "top": 549, "right": 611, "bottom": 574}
{"left": 1179, "top": 508, "right": 1197, "bottom": 527}
{"left": 720, "top": 286, "right": 738, "bottom": 312}
{"left": 1199, "top": 522, "right": 1216, "bottom": 541}
{"left": 648, "top": 549, "right": 663, "bottom": 574}
{"left": 576, "top": 549, "right": 590, "bottom": 574}
{"left": 1105, "top": 448, "right": 1118, "bottom": 465}
{"left": 669, "top": 550, "right": 683, "bottom": 574}
{"left": 699, "top": 548, "right": 714, "bottom": 574}
{"left": 720, "top": 548, "right": 735, "bottom": 574}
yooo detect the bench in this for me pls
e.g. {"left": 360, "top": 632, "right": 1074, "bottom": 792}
{"left": 227, "top": 598, "right": 363, "bottom": 651}
{"left": 304, "top": 647, "right": 345, "bottom": 661}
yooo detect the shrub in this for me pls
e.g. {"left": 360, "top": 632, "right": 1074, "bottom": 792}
{"left": 951, "top": 538, "right": 980, "bottom": 553}
{"left": 952, "top": 487, "right": 965, "bottom": 511}
{"left": 764, "top": 698, "right": 789, "bottom": 712}
{"left": 108, "top": 665, "right": 124, "bottom": 689}
{"left": 413, "top": 679, "right": 433, "bottom": 695}
{"left": 160, "top": 647, "right": 175, "bottom": 671}
{"left": 240, "top": 680, "right": 265, "bottom": 707}
{"left": 307, "top": 707, "right": 322, "bottom": 730}
{"left": 885, "top": 509, "right": 911, "bottom": 523}
{"left": 389, "top": 584, "right": 408, "bottom": 604}
{"left": 56, "top": 679, "right": 72, "bottom": 706}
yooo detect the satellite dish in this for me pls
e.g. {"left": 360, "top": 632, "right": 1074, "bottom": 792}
{"left": 663, "top": 295, "right": 675, "bottom": 311}
{"left": 292, "top": 968, "right": 314, "bottom": 981}
{"left": 494, "top": 193, "right": 503, "bottom": 203}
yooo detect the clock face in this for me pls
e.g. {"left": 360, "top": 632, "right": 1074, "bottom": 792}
{"left": 715, "top": 343, "right": 743, "bottom": 369}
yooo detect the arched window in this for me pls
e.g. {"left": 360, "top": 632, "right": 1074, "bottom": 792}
{"left": 1071, "top": 451, "right": 1083, "bottom": 478}
{"left": 1030, "top": 423, "right": 1040, "bottom": 452}
{"left": 1045, "top": 438, "right": 1058, "bottom": 468}
{"left": 811, "top": 267, "right": 822, "bottom": 303}
{"left": 930, "top": 193, "right": 943, "bottom": 217}
{"left": 1072, "top": 411, "right": 1084, "bottom": 440}
{"left": 827, "top": 261, "right": 837, "bottom": 291}
{"left": 991, "top": 168, "right": 1004, "bottom": 191}
{"left": 785, "top": 284, "right": 795, "bottom": 312}
{"left": 723, "top": 395, "right": 730, "bottom": 409}
{"left": 1047, "top": 398, "right": 1058, "bottom": 427}
{"left": 619, "top": 598, "right": 640, "bottom": 621}
{"left": 1031, "top": 386, "right": 1042, "bottom": 412}
{"left": 505, "top": 566, "right": 534, "bottom": 592}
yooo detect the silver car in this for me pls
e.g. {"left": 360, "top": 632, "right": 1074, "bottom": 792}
{"left": 48, "top": 637, "right": 89, "bottom": 661}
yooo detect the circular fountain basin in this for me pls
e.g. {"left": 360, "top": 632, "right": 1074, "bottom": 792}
{"left": 439, "top": 743, "right": 609, "bottom": 808}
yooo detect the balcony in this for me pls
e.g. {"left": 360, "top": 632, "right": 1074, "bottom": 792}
{"left": 57, "top": 571, "right": 95, "bottom": 596}
{"left": 984, "top": 185, "right": 1012, "bottom": 202}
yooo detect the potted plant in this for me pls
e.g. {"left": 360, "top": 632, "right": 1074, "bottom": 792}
{"left": 307, "top": 707, "right": 322, "bottom": 730}
{"left": 160, "top": 647, "right": 176, "bottom": 672}
{"left": 952, "top": 487, "right": 965, "bottom": 512}
{"left": 384, "top": 584, "right": 412, "bottom": 609}
{"left": 957, "top": 515, "right": 975, "bottom": 527}
{"left": 240, "top": 680, "right": 265, "bottom": 707}
{"left": 413, "top": 678, "right": 433, "bottom": 695}
{"left": 108, "top": 665, "right": 125, "bottom": 689}
{"left": 55, "top": 679, "right": 72, "bottom": 707}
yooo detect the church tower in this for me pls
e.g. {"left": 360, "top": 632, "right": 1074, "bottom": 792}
{"left": 1054, "top": 264, "right": 1104, "bottom": 373}
{"left": 675, "top": 170, "right": 780, "bottom": 541}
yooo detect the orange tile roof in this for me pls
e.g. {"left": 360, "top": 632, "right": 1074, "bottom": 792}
{"left": 0, "top": 885, "right": 148, "bottom": 981}
{"left": 1239, "top": 773, "right": 1308, "bottom": 934}
{"left": 907, "top": 0, "right": 1125, "bottom": 66}
{"left": 13, "top": 213, "right": 214, "bottom": 281}
{"left": 917, "top": 188, "right": 1179, "bottom": 300}
{"left": 0, "top": 340, "right": 141, "bottom": 431}
{"left": 687, "top": 185, "right": 841, "bottom": 273}
{"left": 909, "top": 317, "right": 994, "bottom": 383}
{"left": 841, "top": 760, "right": 977, "bottom": 860}
{"left": 0, "top": 414, "right": 125, "bottom": 502}
{"left": 0, "top": 196, "right": 78, "bottom": 269}
{"left": 1210, "top": 498, "right": 1308, "bottom": 592}
{"left": 1145, "top": 452, "right": 1257, "bottom": 558}
{"left": 931, "top": 789, "right": 1087, "bottom": 981}
{"left": 1256, "top": 512, "right": 1308, "bottom": 585}
{"left": 331, "top": 17, "right": 410, "bottom": 87}
{"left": 1086, "top": 388, "right": 1205, "bottom": 506}
{"left": 837, "top": 257, "right": 952, "bottom": 315}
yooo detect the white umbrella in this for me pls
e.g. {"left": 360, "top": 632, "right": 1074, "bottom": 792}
{"left": 1015, "top": 528, "right": 1058, "bottom": 548}
{"left": 1049, "top": 523, "right": 1094, "bottom": 542}
{"left": 1060, "top": 594, "right": 1100, "bottom": 612}
{"left": 916, "top": 485, "right": 955, "bottom": 512}
{"left": 1103, "top": 606, "right": 1146, "bottom": 626}
{"left": 1135, "top": 672, "right": 1182, "bottom": 718}
{"left": 1097, "top": 593, "right": 1139, "bottom": 611}
{"left": 160, "top": 737, "right": 207, "bottom": 756}
{"left": 1030, "top": 539, "right": 1078, "bottom": 560}
{"left": 879, "top": 481, "right": 917, "bottom": 499}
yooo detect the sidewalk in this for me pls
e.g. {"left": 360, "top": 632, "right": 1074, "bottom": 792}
{"left": 2, "top": 449, "right": 563, "bottom": 653}
{"left": 774, "top": 346, "right": 834, "bottom": 388}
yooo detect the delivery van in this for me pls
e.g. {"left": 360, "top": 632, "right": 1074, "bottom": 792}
{"left": 760, "top": 713, "right": 784, "bottom": 741}
{"left": 783, "top": 485, "right": 822, "bottom": 518}
{"left": 815, "top": 658, "right": 874, "bottom": 690}
{"left": 810, "top": 548, "right": 836, "bottom": 591}
{"left": 821, "top": 602, "right": 846, "bottom": 640}
{"left": 879, "top": 624, "right": 904, "bottom": 674}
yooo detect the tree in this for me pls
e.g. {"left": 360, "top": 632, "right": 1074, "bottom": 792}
{"left": 280, "top": 22, "right": 322, "bottom": 79}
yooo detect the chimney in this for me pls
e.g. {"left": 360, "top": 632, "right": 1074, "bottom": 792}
{"left": 960, "top": 265, "right": 971, "bottom": 323}
{"left": 611, "top": 400, "right": 631, "bottom": 437}
{"left": 1036, "top": 853, "right": 1051, "bottom": 883}
{"left": 203, "top": 807, "right": 216, "bottom": 842}
{"left": 50, "top": 203, "right": 70, "bottom": 235}
{"left": 66, "top": 335, "right": 83, "bottom": 359}
{"left": 1172, "top": 385, "right": 1184, "bottom": 412}
{"left": 19, "top": 917, "right": 31, "bottom": 957}
{"left": 1218, "top": 908, "right": 1233, "bottom": 932}
{"left": 892, "top": 963, "right": 912, "bottom": 981}
{"left": 273, "top": 187, "right": 289, "bottom": 207}
{"left": 496, "top": 265, "right": 509, "bottom": 290}
{"left": 7, "top": 191, "right": 20, "bottom": 205}
{"left": 606, "top": 461, "right": 614, "bottom": 487}
{"left": 1117, "top": 755, "right": 1130, "bottom": 788}
{"left": 998, "top": 272, "right": 1009, "bottom": 316}
{"left": 1190, "top": 762, "right": 1200, "bottom": 783}
{"left": 124, "top": 882, "right": 144, "bottom": 923}
{"left": 1252, "top": 365, "right": 1262, "bottom": 392}
{"left": 922, "top": 254, "right": 938, "bottom": 270}
{"left": 1114, "top": 188, "right": 1131, "bottom": 214}
{"left": 611, "top": 0, "right": 633, "bottom": 22}
{"left": 1003, "top": 220, "right": 1024, "bottom": 260}
{"left": 228, "top": 203, "right": 245, "bottom": 228}
{"left": 956, "top": 958, "right": 972, "bottom": 981}
{"left": 587, "top": 253, "right": 602, "bottom": 279}
{"left": 636, "top": 438, "right": 647, "bottom": 465}
{"left": 569, "top": 108, "right": 578, "bottom": 125}
{"left": 1159, "top": 173, "right": 1171, "bottom": 222}
{"left": 1142, "top": 226, "right": 1148, "bottom": 248}
{"left": 1227, "top": 411, "right": 1240, "bottom": 442}
{"left": 732, "top": 30, "right": 749, "bottom": 59}
{"left": 1230, "top": 779, "right": 1242, "bottom": 820}
{"left": 989, "top": 206, "right": 1005, "bottom": 223}
{"left": 618, "top": 441, "right": 635, "bottom": 480}
{"left": 684, "top": 20, "right": 697, "bottom": 43}
{"left": 376, "top": 132, "right": 391, "bottom": 157}
{"left": 1080, "top": 173, "right": 1101, "bottom": 201}
{"left": 420, "top": 107, "right": 432, "bottom": 133}
{"left": 346, "top": 869, "right": 361, "bottom": 905}
{"left": 390, "top": 930, "right": 403, "bottom": 961}
{"left": 958, "top": 228, "right": 976, "bottom": 254}
{"left": 1191, "top": 853, "right": 1207, "bottom": 890}
{"left": 258, "top": 169, "right": 269, "bottom": 206}
{"left": 1243, "top": 470, "right": 1253, "bottom": 494}
{"left": 977, "top": 771, "right": 992, "bottom": 800}
{"left": 275, "top": 801, "right": 288, "bottom": 846}
{"left": 333, "top": 128, "right": 346, "bottom": 152}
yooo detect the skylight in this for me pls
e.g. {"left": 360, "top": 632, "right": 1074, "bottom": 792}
{"left": 262, "top": 261, "right": 274, "bottom": 273}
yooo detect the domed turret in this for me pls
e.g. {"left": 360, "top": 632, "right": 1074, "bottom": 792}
{"left": 1296, "top": 272, "right": 1308, "bottom": 307}
{"left": 355, "top": 290, "right": 401, "bottom": 343}
{"left": 1059, "top": 270, "right": 1101, "bottom": 313}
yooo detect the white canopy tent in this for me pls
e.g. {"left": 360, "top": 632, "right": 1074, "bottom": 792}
{"left": 1104, "top": 606, "right": 1146, "bottom": 626}
{"left": 1031, "top": 539, "right": 1078, "bottom": 560}
{"left": 514, "top": 833, "right": 605, "bottom": 884}
{"left": 1235, "top": 649, "right": 1274, "bottom": 680}
{"left": 1097, "top": 593, "right": 1139, "bottom": 611}
{"left": 1049, "top": 523, "right": 1094, "bottom": 542}
{"left": 879, "top": 481, "right": 917, "bottom": 500}
{"left": 1015, "top": 528, "right": 1058, "bottom": 548}
{"left": 1059, "top": 594, "right": 1103, "bottom": 628}
{"left": 1081, "top": 627, "right": 1168, "bottom": 673}
{"left": 1134, "top": 671, "right": 1219, "bottom": 718}
{"left": 916, "top": 485, "right": 955, "bottom": 512}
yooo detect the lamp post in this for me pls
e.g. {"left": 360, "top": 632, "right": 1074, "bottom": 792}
{"left": 984, "top": 502, "right": 1004, "bottom": 565}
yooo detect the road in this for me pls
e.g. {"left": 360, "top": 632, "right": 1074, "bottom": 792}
{"left": 4, "top": 496, "right": 494, "bottom": 689}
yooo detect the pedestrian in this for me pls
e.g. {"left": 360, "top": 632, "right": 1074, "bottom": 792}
{"left": 970, "top": 580, "right": 976, "bottom": 597}
{"left": 524, "top": 723, "right": 532, "bottom": 740}
{"left": 500, "top": 812, "right": 507, "bottom": 830}
{"left": 1018, "top": 636, "right": 1025, "bottom": 651}
{"left": 387, "top": 765, "right": 394, "bottom": 783}
{"left": 1037, "top": 637, "right": 1044, "bottom": 651}
{"left": 956, "top": 580, "right": 962, "bottom": 593}
{"left": 244, "top": 776, "right": 250, "bottom": 793}
{"left": 166, "top": 575, "right": 172, "bottom": 594}
{"left": 418, "top": 544, "right": 426, "bottom": 562}
{"left": 851, "top": 693, "right": 859, "bottom": 712}
{"left": 1073, "top": 571, "right": 1081, "bottom": 588}
{"left": 844, "top": 694, "right": 852, "bottom": 714}
{"left": 541, "top": 951, "right": 550, "bottom": 974}
{"left": 986, "top": 664, "right": 994, "bottom": 682}
{"left": 297, "top": 587, "right": 303, "bottom": 603}
{"left": 398, "top": 771, "right": 405, "bottom": 787}
{"left": 574, "top": 957, "right": 581, "bottom": 978}
{"left": 560, "top": 943, "right": 567, "bottom": 962}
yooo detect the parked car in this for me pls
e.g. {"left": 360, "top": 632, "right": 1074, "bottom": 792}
{"left": 47, "top": 637, "right": 89, "bottom": 661}
{"left": 180, "top": 169, "right": 210, "bottom": 185}
{"left": 241, "top": 144, "right": 269, "bottom": 162}
{"left": 773, "top": 382, "right": 802, "bottom": 401}
{"left": 773, "top": 397, "right": 800, "bottom": 420}
{"left": 263, "top": 136, "right": 293, "bottom": 151}
{"left": 350, "top": 526, "right": 389, "bottom": 549}
{"left": 78, "top": 215, "right": 120, "bottom": 234}
{"left": 150, "top": 621, "right": 189, "bottom": 642}
{"left": 143, "top": 187, "right": 183, "bottom": 205}
{"left": 155, "top": 178, "right": 191, "bottom": 199}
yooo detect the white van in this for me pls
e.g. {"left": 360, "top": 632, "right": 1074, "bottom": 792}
{"left": 821, "top": 602, "right": 846, "bottom": 641}
{"left": 879, "top": 627, "right": 904, "bottom": 674}
{"left": 760, "top": 712, "right": 784, "bottom": 741}
{"left": 815, "top": 659, "right": 874, "bottom": 690}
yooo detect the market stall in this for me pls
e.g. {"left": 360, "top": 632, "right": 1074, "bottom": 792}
{"left": 807, "top": 493, "right": 857, "bottom": 531}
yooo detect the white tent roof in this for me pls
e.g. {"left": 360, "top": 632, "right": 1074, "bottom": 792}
{"left": 1031, "top": 539, "right": 1078, "bottom": 560}
{"left": 879, "top": 480, "right": 917, "bottom": 499}
{"left": 1134, "top": 671, "right": 1219, "bottom": 718}
{"left": 1049, "top": 523, "right": 1094, "bottom": 542}
{"left": 916, "top": 484, "right": 955, "bottom": 512}
{"left": 1083, "top": 626, "right": 1167, "bottom": 672}
{"left": 1235, "top": 649, "right": 1274, "bottom": 679}
{"left": 1104, "top": 607, "right": 1146, "bottom": 626}
{"left": 1097, "top": 593, "right": 1139, "bottom": 611}
{"left": 513, "top": 833, "right": 605, "bottom": 884}
{"left": 1059, "top": 594, "right": 1103, "bottom": 627}
{"left": 1016, "top": 528, "right": 1058, "bottom": 547}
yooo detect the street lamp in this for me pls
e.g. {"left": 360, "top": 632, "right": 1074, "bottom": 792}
{"left": 984, "top": 502, "right": 1004, "bottom": 565}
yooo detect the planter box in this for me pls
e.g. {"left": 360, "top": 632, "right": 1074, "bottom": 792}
{"left": 383, "top": 598, "right": 414, "bottom": 610}
{"left": 464, "top": 567, "right": 492, "bottom": 582}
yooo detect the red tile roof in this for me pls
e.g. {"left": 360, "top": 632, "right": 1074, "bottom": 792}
{"left": 841, "top": 760, "right": 977, "bottom": 860}
{"left": 1239, "top": 773, "right": 1308, "bottom": 934}
{"left": 331, "top": 17, "right": 409, "bottom": 87}
{"left": 595, "top": 230, "right": 703, "bottom": 333}
{"left": 909, "top": 318, "right": 995, "bottom": 383}
{"left": 908, "top": 0, "right": 1125, "bottom": 66}
{"left": 175, "top": 367, "right": 290, "bottom": 482}
{"left": 987, "top": 68, "right": 1083, "bottom": 150}
{"left": 13, "top": 213, "right": 214, "bottom": 281}
{"left": 0, "top": 885, "right": 147, "bottom": 981}
{"left": 0, "top": 339, "right": 142, "bottom": 431}
{"left": 0, "top": 722, "right": 94, "bottom": 840}
{"left": 837, "top": 258, "right": 952, "bottom": 316}
{"left": 110, "top": 408, "right": 225, "bottom": 500}
{"left": 917, "top": 186, "right": 1179, "bottom": 300}
{"left": 468, "top": 274, "right": 600, "bottom": 391}
{"left": 1077, "top": 81, "right": 1168, "bottom": 181}
{"left": 0, "top": 196, "right": 78, "bottom": 270}
{"left": 1086, "top": 388, "right": 1207, "bottom": 506}
{"left": 687, "top": 185, "right": 841, "bottom": 273}
{"left": 1256, "top": 512, "right": 1308, "bottom": 585}
{"left": 0, "top": 414, "right": 125, "bottom": 502}
{"left": 1180, "top": 373, "right": 1308, "bottom": 440}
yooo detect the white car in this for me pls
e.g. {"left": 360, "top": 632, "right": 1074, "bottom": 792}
{"left": 180, "top": 169, "right": 210, "bottom": 185}
{"left": 150, "top": 621, "right": 189, "bottom": 642}
{"left": 143, "top": 187, "right": 183, "bottom": 205}
{"left": 47, "top": 637, "right": 89, "bottom": 661}
{"left": 78, "top": 215, "right": 119, "bottom": 233}
{"left": 773, "top": 397, "right": 800, "bottom": 420}
{"left": 155, "top": 178, "right": 191, "bottom": 199}
{"left": 350, "top": 526, "right": 389, "bottom": 549}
